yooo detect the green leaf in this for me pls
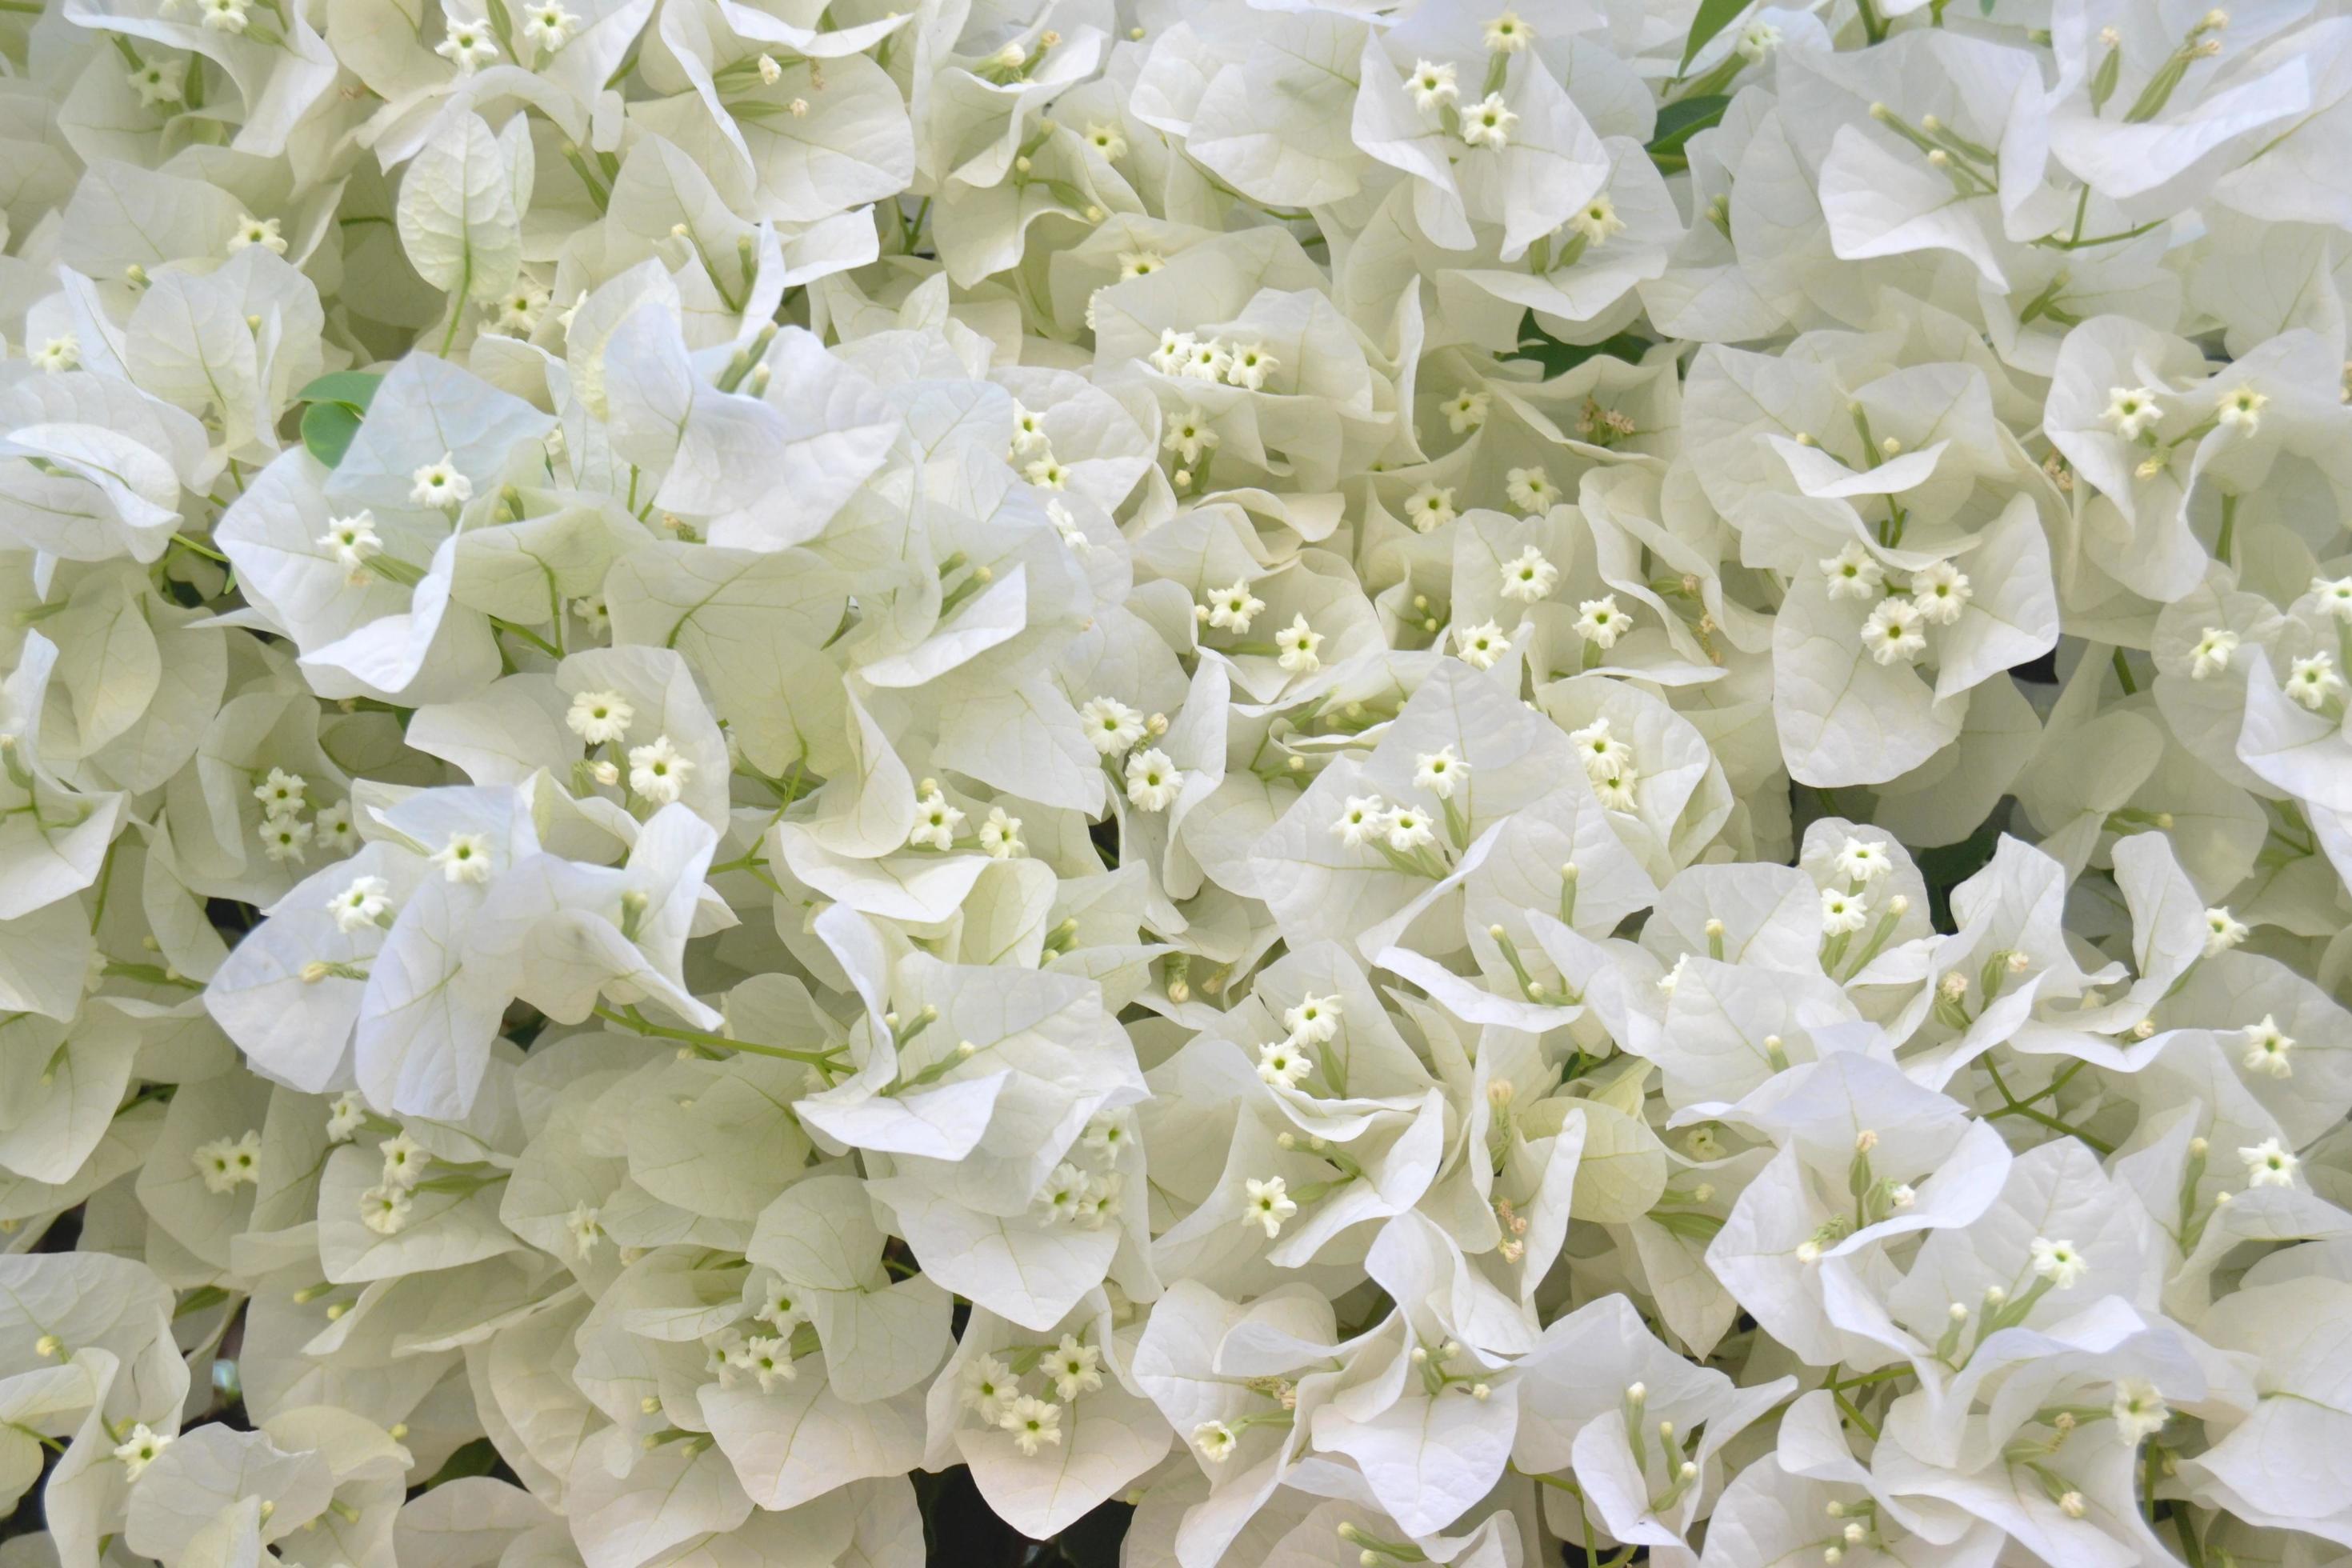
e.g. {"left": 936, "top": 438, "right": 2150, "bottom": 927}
{"left": 1678, "top": 0, "right": 1752, "bottom": 72}
{"left": 299, "top": 398, "right": 365, "bottom": 469}
{"left": 422, "top": 1436, "right": 502, "bottom": 1490}
{"left": 294, "top": 370, "right": 383, "bottom": 413}
{"left": 1506, "top": 314, "right": 1654, "bottom": 377}
{"left": 1649, "top": 94, "right": 1730, "bottom": 161}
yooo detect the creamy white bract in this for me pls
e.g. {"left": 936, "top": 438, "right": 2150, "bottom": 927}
{"left": 3, "top": 0, "right": 2352, "bottom": 1564}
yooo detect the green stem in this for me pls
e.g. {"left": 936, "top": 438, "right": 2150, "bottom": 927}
{"left": 592, "top": 1003, "right": 843, "bottom": 1066}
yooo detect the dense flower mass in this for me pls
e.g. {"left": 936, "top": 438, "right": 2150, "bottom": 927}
{"left": 5, "top": 0, "right": 2352, "bottom": 1564}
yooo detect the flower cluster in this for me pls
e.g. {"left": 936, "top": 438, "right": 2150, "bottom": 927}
{"left": 5, "top": 0, "right": 2352, "bottom": 1565}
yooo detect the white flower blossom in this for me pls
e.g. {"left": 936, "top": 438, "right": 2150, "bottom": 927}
{"left": 566, "top": 690, "right": 635, "bottom": 745}
{"left": 1862, "top": 596, "right": 1929, "bottom": 666}
{"left": 1125, "top": 748, "right": 1182, "bottom": 810}
{"left": 409, "top": 454, "right": 472, "bottom": 510}
{"left": 1414, "top": 745, "right": 1467, "bottom": 799}
{"left": 1080, "top": 696, "right": 1148, "bottom": 755}
{"left": 2240, "top": 1137, "right": 2300, "bottom": 1187}
{"left": 1243, "top": 1176, "right": 1298, "bottom": 1238}
{"left": 627, "top": 735, "right": 694, "bottom": 805}
{"left": 1454, "top": 619, "right": 1510, "bottom": 669}
{"left": 1499, "top": 546, "right": 1558, "bottom": 602}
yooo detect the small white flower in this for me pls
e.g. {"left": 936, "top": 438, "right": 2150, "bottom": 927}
{"left": 1282, "top": 992, "right": 1342, "bottom": 1044}
{"left": 1834, "top": 836, "right": 1892, "bottom": 883}
{"left": 431, "top": 831, "right": 494, "bottom": 883}
{"left": 1331, "top": 794, "right": 1388, "bottom": 848}
{"left": 326, "top": 1091, "right": 366, "bottom": 1143}
{"left": 32, "top": 334, "right": 79, "bottom": 374}
{"left": 2112, "top": 1381, "right": 2170, "bottom": 1445}
{"left": 1082, "top": 1109, "right": 1133, "bottom": 1158}
{"left": 1193, "top": 1419, "right": 1238, "bottom": 1463}
{"left": 113, "top": 1424, "right": 173, "bottom": 1482}
{"left": 1406, "top": 58, "right": 1459, "bottom": 112}
{"left": 2286, "top": 651, "right": 2343, "bottom": 711}
{"left": 1461, "top": 93, "right": 1519, "bottom": 149}
{"left": 2217, "top": 385, "right": 2268, "bottom": 434}
{"left": 1483, "top": 10, "right": 1533, "bottom": 52}
{"left": 199, "top": 0, "right": 250, "bottom": 31}
{"left": 2239, "top": 1136, "right": 2300, "bottom": 1188}
{"left": 1567, "top": 194, "right": 1626, "bottom": 247}
{"left": 565, "top": 1201, "right": 602, "bottom": 1259}
{"left": 1149, "top": 329, "right": 1195, "bottom": 376}
{"left": 1499, "top": 545, "right": 1558, "bottom": 603}
{"left": 1862, "top": 597, "right": 1929, "bottom": 666}
{"left": 2204, "top": 906, "right": 2250, "bottom": 955}
{"left": 1205, "top": 578, "right": 1266, "bottom": 633}
{"left": 262, "top": 816, "right": 314, "bottom": 864}
{"left": 1594, "top": 770, "right": 1639, "bottom": 812}
{"left": 2310, "top": 574, "right": 2352, "bottom": 622}
{"left": 1086, "top": 121, "right": 1130, "bottom": 160}
{"left": 910, "top": 788, "right": 966, "bottom": 851}
{"left": 522, "top": 2, "right": 581, "bottom": 52}
{"left": 1182, "top": 337, "right": 1233, "bottom": 382}
{"left": 1910, "top": 560, "right": 1973, "bottom": 625}
{"left": 1048, "top": 498, "right": 1090, "bottom": 553}
{"left": 1403, "top": 483, "right": 1458, "bottom": 533}
{"left": 1734, "top": 18, "right": 1782, "bottom": 58}
{"left": 226, "top": 214, "right": 286, "bottom": 256}
{"left": 409, "top": 454, "right": 473, "bottom": 510}
{"left": 1001, "top": 1395, "right": 1062, "bottom": 1455}
{"left": 2028, "top": 1236, "right": 2089, "bottom": 1290}
{"left": 361, "top": 1183, "right": 413, "bottom": 1235}
{"left": 1257, "top": 1036, "right": 1314, "bottom": 1088}
{"left": 1049, "top": 1334, "right": 1104, "bottom": 1400}
{"left": 192, "top": 1130, "right": 262, "bottom": 1194}
{"left": 1008, "top": 401, "right": 1050, "bottom": 457}
{"left": 2189, "top": 626, "right": 2240, "bottom": 679}
{"left": 959, "top": 1354, "right": 1016, "bottom": 1422}
{"left": 1125, "top": 748, "right": 1182, "bottom": 810}
{"left": 1658, "top": 954, "right": 1689, "bottom": 996}
{"left": 756, "top": 52, "right": 782, "bottom": 85}
{"left": 2241, "top": 1015, "right": 2295, "bottom": 1078}
{"left": 1227, "top": 342, "right": 1278, "bottom": 391}
{"left": 1025, "top": 452, "right": 1072, "bottom": 490}
{"left": 742, "top": 1334, "right": 795, "bottom": 1391}
{"left": 627, "top": 734, "right": 694, "bottom": 806}
{"left": 1445, "top": 390, "right": 1490, "bottom": 433}
{"left": 318, "top": 512, "right": 383, "bottom": 580}
{"left": 1383, "top": 805, "right": 1436, "bottom": 852}
{"left": 1415, "top": 745, "right": 1468, "bottom": 800}
{"left": 1506, "top": 466, "right": 1556, "bottom": 513}
{"left": 1162, "top": 406, "right": 1218, "bottom": 464}
{"left": 1276, "top": 614, "right": 1323, "bottom": 674}
{"left": 1820, "top": 886, "right": 1870, "bottom": 935}
{"left": 566, "top": 690, "right": 635, "bottom": 745}
{"left": 1575, "top": 595, "right": 1629, "bottom": 649}
{"left": 1822, "top": 542, "right": 1885, "bottom": 601}
{"left": 1244, "top": 1175, "right": 1298, "bottom": 1238}
{"left": 254, "top": 767, "right": 308, "bottom": 816}
{"left": 436, "top": 16, "right": 500, "bottom": 71}
{"left": 2103, "top": 386, "right": 2162, "bottom": 441}
{"left": 315, "top": 799, "right": 355, "bottom": 852}
{"left": 128, "top": 58, "right": 188, "bottom": 107}
{"left": 978, "top": 806, "right": 1025, "bottom": 859}
{"left": 1454, "top": 619, "right": 1510, "bottom": 670}
{"left": 1569, "top": 716, "right": 1632, "bottom": 782}
{"left": 1080, "top": 696, "right": 1148, "bottom": 756}
{"left": 327, "top": 875, "right": 394, "bottom": 934}
{"left": 378, "top": 1130, "right": 426, "bottom": 1189}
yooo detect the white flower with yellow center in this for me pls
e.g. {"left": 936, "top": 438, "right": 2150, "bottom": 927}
{"left": 2103, "top": 386, "right": 2162, "bottom": 440}
{"left": 1406, "top": 58, "right": 1458, "bottom": 112}
{"left": 566, "top": 690, "right": 634, "bottom": 745}
{"left": 1331, "top": 794, "right": 1387, "bottom": 848}
{"left": 1506, "top": 466, "right": 1556, "bottom": 512}
{"left": 1276, "top": 613, "right": 1323, "bottom": 674}
{"left": 2217, "top": 385, "right": 2268, "bottom": 434}
{"left": 628, "top": 735, "right": 694, "bottom": 805}
{"left": 1822, "top": 542, "right": 1884, "bottom": 601}
{"left": 327, "top": 875, "right": 394, "bottom": 934}
{"left": 1125, "top": 748, "right": 1182, "bottom": 810}
{"left": 1568, "top": 194, "right": 1626, "bottom": 247}
{"left": 978, "top": 806, "right": 1025, "bottom": 858}
{"left": 431, "top": 830, "right": 494, "bottom": 883}
{"left": 2287, "top": 651, "right": 2343, "bottom": 711}
{"left": 1404, "top": 483, "right": 1458, "bottom": 533}
{"left": 1576, "top": 595, "right": 1629, "bottom": 649}
{"left": 2029, "top": 1235, "right": 2089, "bottom": 1289}
{"left": 909, "top": 787, "right": 965, "bottom": 850}
{"left": 1499, "top": 545, "right": 1558, "bottom": 602}
{"left": 2188, "top": 627, "right": 2239, "bottom": 679}
{"left": 1454, "top": 619, "right": 1510, "bottom": 669}
{"left": 1079, "top": 696, "right": 1147, "bottom": 756}
{"left": 1444, "top": 390, "right": 1490, "bottom": 433}
{"left": 1862, "top": 597, "right": 1928, "bottom": 666}
{"left": 113, "top": 1425, "right": 173, "bottom": 1482}
{"left": 227, "top": 214, "right": 286, "bottom": 255}
{"left": 1205, "top": 578, "right": 1266, "bottom": 633}
{"left": 1910, "top": 560, "right": 1972, "bottom": 625}
{"left": 436, "top": 17, "right": 499, "bottom": 71}
{"left": 2240, "top": 1136, "right": 2299, "bottom": 1187}
{"left": 1227, "top": 343, "right": 1278, "bottom": 390}
{"left": 1820, "top": 886, "right": 1870, "bottom": 935}
{"left": 2205, "top": 906, "right": 2249, "bottom": 955}
{"left": 2242, "top": 1015, "right": 2294, "bottom": 1078}
{"left": 1244, "top": 1176, "right": 1298, "bottom": 1238}
{"left": 409, "top": 454, "right": 472, "bottom": 510}
{"left": 1461, "top": 93, "right": 1519, "bottom": 148}
{"left": 1000, "top": 1395, "right": 1062, "bottom": 1455}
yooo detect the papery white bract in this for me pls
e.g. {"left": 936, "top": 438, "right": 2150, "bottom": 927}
{"left": 6, "top": 1, "right": 2352, "bottom": 1565}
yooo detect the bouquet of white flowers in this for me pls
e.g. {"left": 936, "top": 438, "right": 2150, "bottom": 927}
{"left": 4, "top": 0, "right": 2351, "bottom": 1563}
